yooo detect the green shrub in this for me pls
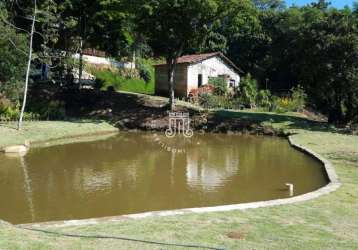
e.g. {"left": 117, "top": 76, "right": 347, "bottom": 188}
{"left": 271, "top": 96, "right": 295, "bottom": 113}
{"left": 198, "top": 93, "right": 216, "bottom": 109}
{"left": 0, "top": 95, "right": 12, "bottom": 113}
{"left": 44, "top": 100, "right": 66, "bottom": 120}
{"left": 270, "top": 86, "right": 307, "bottom": 113}
{"left": 137, "top": 60, "right": 152, "bottom": 84}
{"left": 208, "top": 77, "right": 227, "bottom": 96}
{"left": 238, "top": 73, "right": 258, "bottom": 108}
{"left": 0, "top": 95, "right": 20, "bottom": 120}
{"left": 199, "top": 93, "right": 236, "bottom": 109}
{"left": 0, "top": 98, "right": 40, "bottom": 122}
{"left": 28, "top": 100, "right": 66, "bottom": 120}
{"left": 256, "top": 89, "right": 272, "bottom": 110}
{"left": 291, "top": 85, "right": 307, "bottom": 112}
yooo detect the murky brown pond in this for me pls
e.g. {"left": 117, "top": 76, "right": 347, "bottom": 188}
{"left": 0, "top": 133, "right": 328, "bottom": 224}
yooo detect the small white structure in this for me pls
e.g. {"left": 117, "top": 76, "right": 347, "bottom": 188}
{"left": 73, "top": 49, "right": 135, "bottom": 69}
{"left": 155, "top": 52, "right": 242, "bottom": 98}
{"left": 73, "top": 54, "right": 135, "bottom": 69}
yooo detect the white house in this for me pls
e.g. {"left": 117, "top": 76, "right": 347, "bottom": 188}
{"left": 155, "top": 52, "right": 242, "bottom": 98}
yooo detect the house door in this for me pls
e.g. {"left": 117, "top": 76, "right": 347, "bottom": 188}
{"left": 198, "top": 74, "right": 203, "bottom": 87}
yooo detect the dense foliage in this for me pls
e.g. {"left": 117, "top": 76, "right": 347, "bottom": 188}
{"left": 0, "top": 0, "right": 357, "bottom": 123}
{"left": 0, "top": 5, "right": 27, "bottom": 102}
{"left": 226, "top": 1, "right": 358, "bottom": 123}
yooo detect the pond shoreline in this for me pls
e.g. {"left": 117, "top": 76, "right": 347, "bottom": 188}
{"left": 11, "top": 134, "right": 340, "bottom": 228}
{"left": 0, "top": 121, "right": 119, "bottom": 151}
{"left": 1, "top": 111, "right": 356, "bottom": 249}
{"left": 0, "top": 112, "right": 292, "bottom": 153}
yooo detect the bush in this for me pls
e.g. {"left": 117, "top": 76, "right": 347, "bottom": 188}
{"left": 208, "top": 77, "right": 227, "bottom": 96}
{"left": 0, "top": 95, "right": 13, "bottom": 114}
{"left": 198, "top": 93, "right": 216, "bottom": 109}
{"left": 27, "top": 99, "right": 66, "bottom": 120}
{"left": 291, "top": 85, "right": 307, "bottom": 112}
{"left": 137, "top": 60, "right": 152, "bottom": 84}
{"left": 198, "top": 93, "right": 236, "bottom": 109}
{"left": 238, "top": 73, "right": 258, "bottom": 108}
{"left": 256, "top": 89, "right": 272, "bottom": 110}
{"left": 0, "top": 95, "right": 21, "bottom": 120}
{"left": 270, "top": 86, "right": 307, "bottom": 113}
{"left": 94, "top": 78, "right": 105, "bottom": 90}
{"left": 44, "top": 100, "right": 66, "bottom": 120}
{"left": 271, "top": 96, "right": 297, "bottom": 113}
{"left": 0, "top": 96, "right": 40, "bottom": 122}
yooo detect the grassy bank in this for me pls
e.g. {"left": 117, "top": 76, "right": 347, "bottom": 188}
{"left": 0, "top": 114, "right": 357, "bottom": 249}
{"left": 93, "top": 59, "right": 156, "bottom": 95}
{"left": 0, "top": 120, "right": 118, "bottom": 149}
{"left": 95, "top": 70, "right": 155, "bottom": 95}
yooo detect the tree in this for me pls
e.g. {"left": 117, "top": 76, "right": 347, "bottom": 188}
{"left": 0, "top": 4, "right": 28, "bottom": 102}
{"left": 57, "top": 0, "right": 133, "bottom": 85}
{"left": 293, "top": 8, "right": 358, "bottom": 123}
{"left": 238, "top": 73, "right": 258, "bottom": 108}
{"left": 253, "top": 0, "right": 285, "bottom": 10}
{"left": 1, "top": 0, "right": 60, "bottom": 129}
{"left": 133, "top": 0, "right": 254, "bottom": 110}
{"left": 18, "top": 0, "right": 36, "bottom": 130}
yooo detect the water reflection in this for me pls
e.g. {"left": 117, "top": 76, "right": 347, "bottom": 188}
{"left": 0, "top": 133, "right": 327, "bottom": 224}
{"left": 19, "top": 156, "right": 35, "bottom": 221}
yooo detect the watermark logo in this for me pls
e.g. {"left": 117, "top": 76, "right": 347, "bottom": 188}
{"left": 150, "top": 112, "right": 194, "bottom": 154}
{"left": 165, "top": 112, "right": 194, "bottom": 138}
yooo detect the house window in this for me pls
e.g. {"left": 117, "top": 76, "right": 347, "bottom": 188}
{"left": 198, "top": 74, "right": 203, "bottom": 87}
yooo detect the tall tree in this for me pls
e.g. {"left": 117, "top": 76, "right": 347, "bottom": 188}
{"left": 133, "top": 0, "right": 254, "bottom": 110}
{"left": 0, "top": 3, "right": 28, "bottom": 101}
{"left": 57, "top": 0, "right": 132, "bottom": 85}
{"left": 253, "top": 0, "right": 285, "bottom": 10}
{"left": 294, "top": 8, "right": 358, "bottom": 122}
{"left": 18, "top": 0, "right": 36, "bottom": 130}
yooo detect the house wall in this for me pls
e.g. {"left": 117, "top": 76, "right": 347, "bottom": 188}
{"left": 73, "top": 54, "right": 135, "bottom": 69}
{"left": 155, "top": 64, "right": 188, "bottom": 98}
{"left": 187, "top": 57, "right": 240, "bottom": 94}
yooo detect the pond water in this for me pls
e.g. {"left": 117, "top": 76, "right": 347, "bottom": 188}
{"left": 0, "top": 133, "right": 328, "bottom": 224}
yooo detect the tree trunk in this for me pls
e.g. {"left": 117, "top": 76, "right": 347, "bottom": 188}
{"left": 78, "top": 38, "right": 83, "bottom": 88}
{"left": 132, "top": 50, "right": 136, "bottom": 70}
{"left": 18, "top": 3, "right": 36, "bottom": 130}
{"left": 167, "top": 57, "right": 177, "bottom": 111}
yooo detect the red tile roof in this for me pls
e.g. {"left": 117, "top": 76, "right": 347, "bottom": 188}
{"left": 156, "top": 52, "right": 243, "bottom": 74}
{"left": 176, "top": 52, "right": 220, "bottom": 64}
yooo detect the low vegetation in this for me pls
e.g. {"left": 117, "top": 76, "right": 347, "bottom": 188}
{"left": 196, "top": 75, "right": 308, "bottom": 115}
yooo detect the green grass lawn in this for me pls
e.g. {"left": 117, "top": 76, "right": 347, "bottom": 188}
{"left": 212, "top": 109, "right": 332, "bottom": 132}
{"left": 0, "top": 112, "right": 357, "bottom": 249}
{"left": 0, "top": 120, "right": 118, "bottom": 149}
